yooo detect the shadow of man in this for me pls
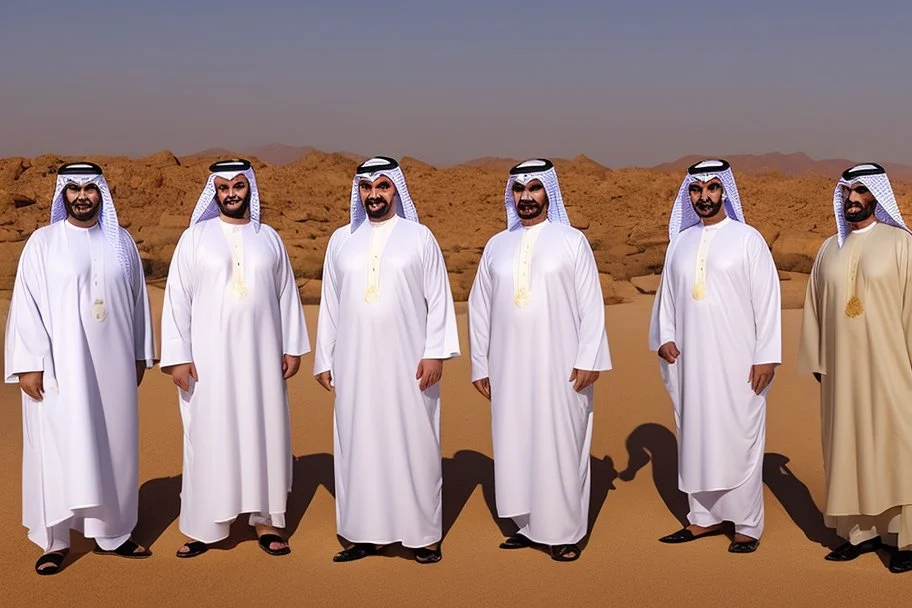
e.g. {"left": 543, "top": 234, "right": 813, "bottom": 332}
{"left": 133, "top": 475, "right": 182, "bottom": 549}
{"left": 442, "top": 449, "right": 513, "bottom": 539}
{"left": 618, "top": 422, "right": 689, "bottom": 526}
{"left": 285, "top": 453, "right": 335, "bottom": 538}
{"left": 763, "top": 453, "right": 840, "bottom": 549}
{"left": 580, "top": 454, "right": 618, "bottom": 550}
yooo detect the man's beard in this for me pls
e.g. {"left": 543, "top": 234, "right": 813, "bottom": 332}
{"left": 516, "top": 201, "right": 546, "bottom": 221}
{"left": 65, "top": 198, "right": 101, "bottom": 222}
{"left": 693, "top": 198, "right": 723, "bottom": 218}
{"left": 844, "top": 200, "right": 875, "bottom": 223}
{"left": 217, "top": 191, "right": 251, "bottom": 219}
{"left": 364, "top": 196, "right": 393, "bottom": 219}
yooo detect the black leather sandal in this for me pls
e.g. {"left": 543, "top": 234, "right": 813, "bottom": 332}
{"left": 35, "top": 550, "right": 68, "bottom": 576}
{"left": 499, "top": 534, "right": 532, "bottom": 550}
{"left": 257, "top": 533, "right": 291, "bottom": 556}
{"left": 176, "top": 541, "right": 209, "bottom": 558}
{"left": 414, "top": 546, "right": 442, "bottom": 564}
{"left": 550, "top": 544, "right": 581, "bottom": 562}
{"left": 332, "top": 543, "right": 382, "bottom": 562}
{"left": 94, "top": 538, "right": 151, "bottom": 558}
{"left": 728, "top": 538, "right": 760, "bottom": 553}
{"left": 658, "top": 527, "right": 725, "bottom": 544}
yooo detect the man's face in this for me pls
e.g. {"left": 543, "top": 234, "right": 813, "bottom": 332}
{"left": 214, "top": 175, "right": 251, "bottom": 219}
{"left": 688, "top": 178, "right": 724, "bottom": 218}
{"left": 359, "top": 176, "right": 397, "bottom": 220}
{"left": 843, "top": 183, "right": 877, "bottom": 223}
{"left": 511, "top": 179, "right": 549, "bottom": 221}
{"left": 63, "top": 181, "right": 102, "bottom": 222}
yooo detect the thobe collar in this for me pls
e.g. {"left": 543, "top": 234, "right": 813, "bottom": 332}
{"left": 700, "top": 214, "right": 731, "bottom": 231}
{"left": 850, "top": 219, "right": 878, "bottom": 234}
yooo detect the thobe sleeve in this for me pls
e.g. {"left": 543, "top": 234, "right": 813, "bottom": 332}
{"left": 127, "top": 235, "right": 155, "bottom": 367}
{"left": 748, "top": 234, "right": 782, "bottom": 365}
{"left": 796, "top": 240, "right": 828, "bottom": 375}
{"left": 313, "top": 231, "right": 341, "bottom": 375}
{"left": 4, "top": 237, "right": 52, "bottom": 382}
{"left": 573, "top": 234, "right": 612, "bottom": 371}
{"left": 420, "top": 228, "right": 460, "bottom": 360}
{"left": 648, "top": 238, "right": 677, "bottom": 351}
{"left": 467, "top": 244, "right": 493, "bottom": 381}
{"left": 159, "top": 231, "right": 195, "bottom": 368}
{"left": 272, "top": 231, "right": 311, "bottom": 357}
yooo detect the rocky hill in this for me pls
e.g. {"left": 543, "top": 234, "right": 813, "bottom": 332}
{"left": 2, "top": 150, "right": 909, "bottom": 306}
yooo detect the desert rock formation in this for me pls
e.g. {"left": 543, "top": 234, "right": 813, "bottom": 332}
{"left": 2, "top": 150, "right": 909, "bottom": 306}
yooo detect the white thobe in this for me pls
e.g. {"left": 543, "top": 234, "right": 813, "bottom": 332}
{"left": 4, "top": 221, "right": 153, "bottom": 551}
{"left": 160, "top": 218, "right": 310, "bottom": 543}
{"left": 468, "top": 221, "right": 612, "bottom": 545}
{"left": 314, "top": 217, "right": 460, "bottom": 548}
{"left": 649, "top": 216, "right": 781, "bottom": 538}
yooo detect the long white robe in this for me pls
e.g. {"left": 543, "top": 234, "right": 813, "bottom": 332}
{"left": 649, "top": 217, "right": 780, "bottom": 535}
{"left": 468, "top": 221, "right": 611, "bottom": 545}
{"left": 798, "top": 222, "right": 912, "bottom": 548}
{"left": 314, "top": 218, "right": 459, "bottom": 548}
{"left": 160, "top": 219, "right": 310, "bottom": 543}
{"left": 5, "top": 221, "right": 154, "bottom": 550}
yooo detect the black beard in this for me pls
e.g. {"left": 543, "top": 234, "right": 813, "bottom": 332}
{"left": 693, "top": 198, "right": 723, "bottom": 218}
{"left": 844, "top": 201, "right": 875, "bottom": 223}
{"left": 364, "top": 197, "right": 392, "bottom": 219}
{"left": 65, "top": 198, "right": 101, "bottom": 222}
{"left": 217, "top": 191, "right": 251, "bottom": 219}
{"left": 517, "top": 201, "right": 545, "bottom": 220}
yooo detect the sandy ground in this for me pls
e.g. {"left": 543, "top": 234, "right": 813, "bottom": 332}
{"left": 1, "top": 291, "right": 909, "bottom": 607}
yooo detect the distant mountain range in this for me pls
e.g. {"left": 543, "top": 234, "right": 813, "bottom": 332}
{"left": 185, "top": 145, "right": 912, "bottom": 181}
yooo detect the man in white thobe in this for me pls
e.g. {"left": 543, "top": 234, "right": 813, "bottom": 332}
{"left": 314, "top": 156, "right": 459, "bottom": 564}
{"left": 799, "top": 163, "right": 912, "bottom": 573}
{"left": 160, "top": 159, "right": 310, "bottom": 558}
{"left": 649, "top": 159, "right": 781, "bottom": 553}
{"left": 468, "top": 159, "right": 611, "bottom": 562}
{"left": 5, "top": 162, "right": 154, "bottom": 575}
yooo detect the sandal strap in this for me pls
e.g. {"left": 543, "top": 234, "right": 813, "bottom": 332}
{"left": 35, "top": 550, "right": 67, "bottom": 574}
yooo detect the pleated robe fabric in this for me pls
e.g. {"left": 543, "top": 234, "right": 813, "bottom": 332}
{"left": 4, "top": 221, "right": 154, "bottom": 549}
{"left": 649, "top": 217, "right": 781, "bottom": 534}
{"left": 798, "top": 222, "right": 912, "bottom": 548}
{"left": 314, "top": 219, "right": 459, "bottom": 548}
{"left": 160, "top": 219, "right": 310, "bottom": 543}
{"left": 468, "top": 221, "right": 612, "bottom": 545}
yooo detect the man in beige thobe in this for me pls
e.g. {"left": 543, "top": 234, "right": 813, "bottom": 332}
{"left": 799, "top": 163, "right": 912, "bottom": 574}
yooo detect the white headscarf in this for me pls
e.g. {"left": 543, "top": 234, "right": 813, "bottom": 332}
{"left": 349, "top": 156, "right": 420, "bottom": 232}
{"left": 668, "top": 159, "right": 746, "bottom": 239}
{"left": 190, "top": 159, "right": 261, "bottom": 231}
{"left": 832, "top": 163, "right": 910, "bottom": 247}
{"left": 50, "top": 162, "right": 137, "bottom": 281}
{"left": 503, "top": 159, "right": 571, "bottom": 231}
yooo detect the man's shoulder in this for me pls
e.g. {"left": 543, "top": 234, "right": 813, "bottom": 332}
{"left": 878, "top": 222, "right": 912, "bottom": 241}
{"left": 28, "top": 223, "right": 57, "bottom": 240}
{"left": 547, "top": 222, "right": 589, "bottom": 242}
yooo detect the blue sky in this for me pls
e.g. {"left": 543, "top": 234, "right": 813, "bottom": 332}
{"left": 1, "top": 0, "right": 910, "bottom": 166}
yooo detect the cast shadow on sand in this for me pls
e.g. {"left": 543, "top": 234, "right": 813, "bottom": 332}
{"left": 441, "top": 449, "right": 618, "bottom": 554}
{"left": 618, "top": 422, "right": 839, "bottom": 548}
{"left": 762, "top": 453, "right": 840, "bottom": 549}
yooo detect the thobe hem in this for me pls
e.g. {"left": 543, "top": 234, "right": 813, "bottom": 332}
{"left": 337, "top": 531, "right": 441, "bottom": 549}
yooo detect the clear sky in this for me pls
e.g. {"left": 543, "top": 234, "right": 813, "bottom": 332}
{"left": 1, "top": 0, "right": 910, "bottom": 167}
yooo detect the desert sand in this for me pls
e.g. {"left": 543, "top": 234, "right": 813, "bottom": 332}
{"left": 1, "top": 289, "right": 909, "bottom": 608}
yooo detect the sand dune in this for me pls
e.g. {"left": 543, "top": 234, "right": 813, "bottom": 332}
{"left": 1, "top": 292, "right": 909, "bottom": 607}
